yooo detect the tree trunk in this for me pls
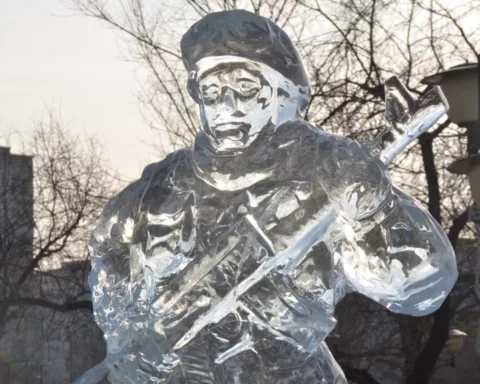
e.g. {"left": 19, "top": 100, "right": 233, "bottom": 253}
{"left": 407, "top": 209, "right": 469, "bottom": 383}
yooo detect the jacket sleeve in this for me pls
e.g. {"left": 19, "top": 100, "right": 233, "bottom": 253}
{"left": 87, "top": 154, "right": 170, "bottom": 338}
{"left": 88, "top": 176, "right": 148, "bottom": 339}
{"left": 317, "top": 134, "right": 458, "bottom": 316}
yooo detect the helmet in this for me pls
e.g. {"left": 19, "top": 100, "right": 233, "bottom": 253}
{"left": 181, "top": 10, "right": 310, "bottom": 102}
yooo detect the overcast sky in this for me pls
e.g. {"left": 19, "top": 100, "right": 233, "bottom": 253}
{"left": 0, "top": 0, "right": 161, "bottom": 181}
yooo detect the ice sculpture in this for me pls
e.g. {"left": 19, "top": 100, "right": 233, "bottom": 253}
{"left": 75, "top": 10, "right": 458, "bottom": 384}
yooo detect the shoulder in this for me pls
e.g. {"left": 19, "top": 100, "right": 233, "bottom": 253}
{"left": 274, "top": 119, "right": 326, "bottom": 142}
{"left": 90, "top": 148, "right": 193, "bottom": 250}
{"left": 275, "top": 119, "right": 363, "bottom": 150}
{"left": 108, "top": 148, "right": 192, "bottom": 214}
{"left": 140, "top": 148, "right": 193, "bottom": 182}
{"left": 274, "top": 119, "right": 373, "bottom": 160}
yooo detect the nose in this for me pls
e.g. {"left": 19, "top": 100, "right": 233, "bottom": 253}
{"left": 220, "top": 88, "right": 237, "bottom": 109}
{"left": 215, "top": 88, "right": 246, "bottom": 117}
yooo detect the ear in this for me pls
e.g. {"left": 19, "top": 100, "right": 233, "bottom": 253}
{"left": 187, "top": 71, "right": 201, "bottom": 103}
{"left": 271, "top": 88, "right": 301, "bottom": 127}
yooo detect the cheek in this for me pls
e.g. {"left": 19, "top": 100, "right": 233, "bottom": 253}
{"left": 202, "top": 105, "right": 216, "bottom": 120}
{"left": 258, "top": 87, "right": 272, "bottom": 105}
{"left": 239, "top": 90, "right": 273, "bottom": 116}
{"left": 240, "top": 99, "right": 258, "bottom": 115}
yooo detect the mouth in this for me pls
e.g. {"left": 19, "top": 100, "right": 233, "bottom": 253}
{"left": 212, "top": 122, "right": 250, "bottom": 141}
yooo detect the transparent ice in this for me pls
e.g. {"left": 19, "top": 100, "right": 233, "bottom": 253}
{"left": 75, "top": 10, "right": 457, "bottom": 384}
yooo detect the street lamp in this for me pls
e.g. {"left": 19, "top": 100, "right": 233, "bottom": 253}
{"left": 422, "top": 63, "right": 480, "bottom": 208}
{"left": 422, "top": 63, "right": 480, "bottom": 354}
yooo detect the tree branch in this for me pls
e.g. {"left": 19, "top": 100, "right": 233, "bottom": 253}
{"left": 419, "top": 137, "right": 442, "bottom": 223}
{"left": 10, "top": 297, "right": 93, "bottom": 312}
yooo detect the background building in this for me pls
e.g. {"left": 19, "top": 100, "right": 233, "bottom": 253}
{"left": 0, "top": 146, "right": 33, "bottom": 266}
{"left": 0, "top": 146, "right": 105, "bottom": 383}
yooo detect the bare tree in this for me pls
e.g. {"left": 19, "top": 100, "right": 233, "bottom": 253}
{"left": 0, "top": 112, "right": 117, "bottom": 382}
{"left": 72, "top": 1, "right": 480, "bottom": 382}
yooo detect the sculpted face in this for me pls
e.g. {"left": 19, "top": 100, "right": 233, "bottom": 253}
{"left": 198, "top": 66, "right": 274, "bottom": 150}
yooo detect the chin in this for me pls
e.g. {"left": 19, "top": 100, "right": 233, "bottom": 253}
{"left": 214, "top": 137, "right": 249, "bottom": 151}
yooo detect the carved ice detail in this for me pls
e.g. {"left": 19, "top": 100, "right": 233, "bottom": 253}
{"left": 75, "top": 10, "right": 457, "bottom": 384}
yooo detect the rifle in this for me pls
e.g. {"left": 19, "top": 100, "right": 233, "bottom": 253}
{"left": 173, "top": 76, "right": 449, "bottom": 350}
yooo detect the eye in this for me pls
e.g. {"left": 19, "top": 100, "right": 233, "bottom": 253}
{"left": 201, "top": 85, "right": 220, "bottom": 102}
{"left": 236, "top": 80, "right": 259, "bottom": 95}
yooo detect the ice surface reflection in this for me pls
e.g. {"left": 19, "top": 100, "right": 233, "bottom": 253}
{"left": 75, "top": 9, "right": 457, "bottom": 384}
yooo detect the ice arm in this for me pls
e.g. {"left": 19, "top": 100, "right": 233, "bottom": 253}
{"left": 341, "top": 186, "right": 458, "bottom": 316}
{"left": 316, "top": 134, "right": 457, "bottom": 316}
{"left": 88, "top": 179, "right": 144, "bottom": 334}
{"left": 88, "top": 156, "right": 175, "bottom": 332}
{"left": 333, "top": 77, "right": 456, "bottom": 315}
{"left": 73, "top": 179, "right": 147, "bottom": 384}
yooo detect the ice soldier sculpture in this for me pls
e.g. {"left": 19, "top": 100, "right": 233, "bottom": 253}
{"left": 76, "top": 10, "right": 458, "bottom": 384}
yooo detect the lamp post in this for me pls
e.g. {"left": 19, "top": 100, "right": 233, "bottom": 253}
{"left": 421, "top": 63, "right": 480, "bottom": 206}
{"left": 422, "top": 63, "right": 480, "bottom": 354}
